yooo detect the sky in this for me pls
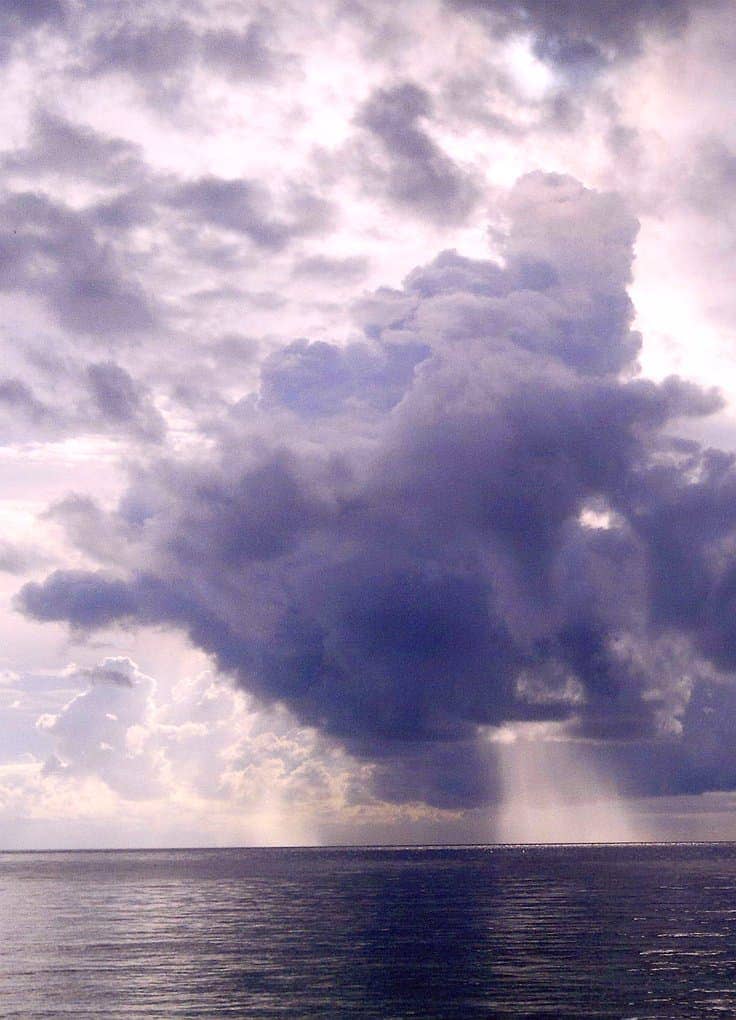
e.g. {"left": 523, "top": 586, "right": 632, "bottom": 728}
{"left": 3, "top": 0, "right": 736, "bottom": 848}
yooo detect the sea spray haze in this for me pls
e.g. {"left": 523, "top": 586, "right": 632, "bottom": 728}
{"left": 1, "top": 0, "right": 736, "bottom": 844}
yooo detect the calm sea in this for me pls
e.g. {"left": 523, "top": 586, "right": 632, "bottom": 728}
{"left": 2, "top": 843, "right": 736, "bottom": 1017}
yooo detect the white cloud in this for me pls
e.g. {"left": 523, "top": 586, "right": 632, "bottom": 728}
{"left": 0, "top": 652, "right": 463, "bottom": 847}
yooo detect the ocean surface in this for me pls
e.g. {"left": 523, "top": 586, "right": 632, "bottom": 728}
{"left": 2, "top": 843, "right": 736, "bottom": 1018}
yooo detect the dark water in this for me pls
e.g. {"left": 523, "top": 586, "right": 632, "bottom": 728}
{"left": 2, "top": 844, "right": 736, "bottom": 1018}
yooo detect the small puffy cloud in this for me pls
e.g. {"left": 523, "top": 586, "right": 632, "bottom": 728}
{"left": 37, "top": 657, "right": 161, "bottom": 799}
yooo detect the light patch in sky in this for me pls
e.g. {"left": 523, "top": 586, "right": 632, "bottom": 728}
{"left": 504, "top": 37, "right": 556, "bottom": 100}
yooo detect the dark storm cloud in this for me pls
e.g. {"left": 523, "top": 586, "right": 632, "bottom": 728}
{"left": 17, "top": 172, "right": 735, "bottom": 808}
{"left": 448, "top": 0, "right": 704, "bottom": 71}
{"left": 21, "top": 569, "right": 141, "bottom": 629}
{"left": 355, "top": 82, "right": 481, "bottom": 225}
{"left": 369, "top": 739, "right": 500, "bottom": 810}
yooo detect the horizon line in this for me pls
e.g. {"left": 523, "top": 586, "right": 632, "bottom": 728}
{"left": 3, "top": 839, "right": 736, "bottom": 854}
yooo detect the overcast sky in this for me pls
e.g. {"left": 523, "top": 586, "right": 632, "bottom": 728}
{"left": 4, "top": 0, "right": 736, "bottom": 848}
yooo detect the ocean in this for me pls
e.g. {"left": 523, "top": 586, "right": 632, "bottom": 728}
{"left": 2, "top": 843, "right": 736, "bottom": 1017}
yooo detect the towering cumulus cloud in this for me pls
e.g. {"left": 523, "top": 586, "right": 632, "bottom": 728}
{"left": 17, "top": 173, "right": 733, "bottom": 808}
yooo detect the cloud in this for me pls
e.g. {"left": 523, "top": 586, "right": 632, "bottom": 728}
{"left": 85, "top": 362, "right": 165, "bottom": 442}
{"left": 0, "top": 0, "right": 731, "bottom": 849}
{"left": 3, "top": 109, "right": 145, "bottom": 184}
{"left": 37, "top": 657, "right": 162, "bottom": 799}
{"left": 354, "top": 81, "right": 481, "bottom": 224}
{"left": 83, "top": 20, "right": 198, "bottom": 80}
{"left": 201, "top": 22, "right": 289, "bottom": 81}
{"left": 0, "top": 654, "right": 389, "bottom": 845}
{"left": 3, "top": 0, "right": 65, "bottom": 29}
{"left": 259, "top": 337, "right": 429, "bottom": 416}
{"left": 0, "top": 378, "right": 56, "bottom": 437}
{"left": 0, "top": 539, "right": 47, "bottom": 575}
{"left": 17, "top": 171, "right": 736, "bottom": 809}
{"left": 78, "top": 13, "right": 292, "bottom": 100}
{"left": 0, "top": 359, "right": 165, "bottom": 446}
{"left": 166, "top": 177, "right": 334, "bottom": 251}
{"left": 0, "top": 0, "right": 66, "bottom": 62}
{"left": 292, "top": 254, "right": 370, "bottom": 282}
{"left": 448, "top": 0, "right": 706, "bottom": 72}
{"left": 0, "top": 191, "right": 155, "bottom": 337}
